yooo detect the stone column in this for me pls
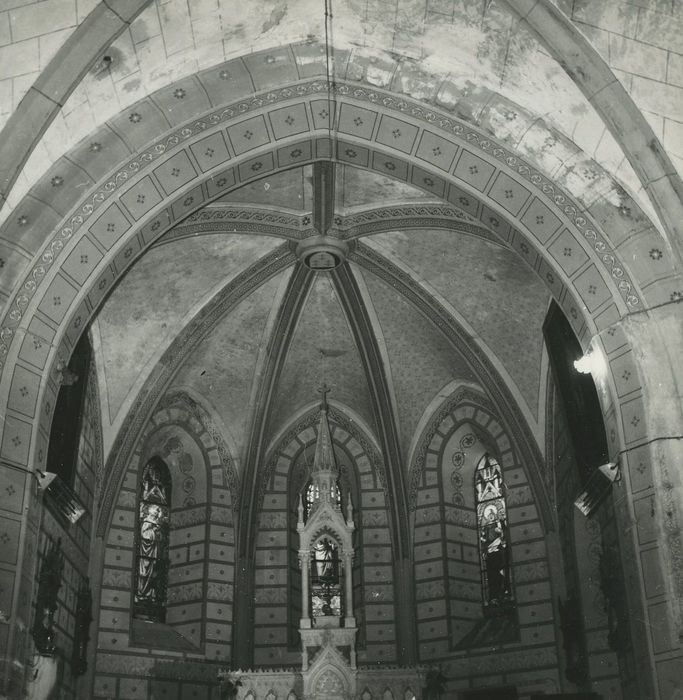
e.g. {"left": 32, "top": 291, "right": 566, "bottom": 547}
{"left": 300, "top": 552, "right": 311, "bottom": 627}
{"left": 232, "top": 556, "right": 255, "bottom": 668}
{"left": 394, "top": 556, "right": 418, "bottom": 664}
{"left": 344, "top": 551, "right": 354, "bottom": 624}
{"left": 601, "top": 304, "right": 683, "bottom": 696}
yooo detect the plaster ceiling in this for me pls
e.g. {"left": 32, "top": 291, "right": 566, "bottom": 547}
{"left": 266, "top": 272, "right": 377, "bottom": 442}
{"left": 169, "top": 268, "right": 292, "bottom": 471}
{"left": 366, "top": 227, "right": 550, "bottom": 416}
{"left": 4, "top": 0, "right": 680, "bottom": 236}
{"left": 95, "top": 232, "right": 282, "bottom": 422}
{"left": 355, "top": 262, "right": 478, "bottom": 460}
{"left": 93, "top": 163, "right": 551, "bottom": 475}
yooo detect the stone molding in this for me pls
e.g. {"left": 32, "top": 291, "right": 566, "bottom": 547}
{"left": 0, "top": 79, "right": 647, "bottom": 378}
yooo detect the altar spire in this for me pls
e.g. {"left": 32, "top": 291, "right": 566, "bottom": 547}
{"left": 311, "top": 384, "right": 337, "bottom": 477}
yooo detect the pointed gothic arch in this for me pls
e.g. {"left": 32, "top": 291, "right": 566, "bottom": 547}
{"left": 0, "top": 79, "right": 665, "bottom": 673}
{"left": 0, "top": 34, "right": 679, "bottom": 694}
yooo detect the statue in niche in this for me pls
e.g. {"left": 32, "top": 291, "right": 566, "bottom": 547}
{"left": 314, "top": 538, "right": 338, "bottom": 581}
{"left": 479, "top": 503, "right": 509, "bottom": 604}
{"left": 311, "top": 537, "right": 341, "bottom": 617}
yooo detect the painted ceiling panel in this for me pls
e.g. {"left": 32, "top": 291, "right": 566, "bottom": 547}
{"left": 266, "top": 272, "right": 377, "bottom": 446}
{"left": 214, "top": 164, "right": 433, "bottom": 216}
{"left": 355, "top": 263, "right": 477, "bottom": 463}
{"left": 168, "top": 268, "right": 292, "bottom": 472}
{"left": 337, "top": 165, "right": 435, "bottom": 211}
{"left": 367, "top": 229, "right": 550, "bottom": 418}
{"left": 218, "top": 165, "right": 313, "bottom": 211}
{"left": 96, "top": 233, "right": 281, "bottom": 423}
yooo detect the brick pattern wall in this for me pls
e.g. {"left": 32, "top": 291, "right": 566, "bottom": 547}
{"left": 412, "top": 396, "right": 561, "bottom": 696}
{"left": 33, "top": 355, "right": 101, "bottom": 698}
{"left": 253, "top": 450, "right": 296, "bottom": 669}
{"left": 93, "top": 397, "right": 236, "bottom": 699}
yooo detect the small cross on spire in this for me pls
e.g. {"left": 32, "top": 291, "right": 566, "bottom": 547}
{"left": 318, "top": 382, "right": 331, "bottom": 409}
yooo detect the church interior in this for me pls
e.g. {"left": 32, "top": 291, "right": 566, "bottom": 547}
{"left": 0, "top": 0, "right": 683, "bottom": 698}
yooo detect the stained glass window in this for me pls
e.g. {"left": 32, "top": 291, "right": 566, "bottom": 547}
{"left": 310, "top": 537, "right": 342, "bottom": 617}
{"left": 304, "top": 480, "right": 341, "bottom": 519}
{"left": 134, "top": 457, "right": 171, "bottom": 622}
{"left": 475, "top": 454, "right": 513, "bottom": 611}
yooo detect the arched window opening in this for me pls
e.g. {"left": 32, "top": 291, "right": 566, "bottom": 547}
{"left": 475, "top": 454, "right": 513, "bottom": 613}
{"left": 47, "top": 331, "right": 91, "bottom": 489}
{"left": 134, "top": 456, "right": 172, "bottom": 622}
{"left": 310, "top": 536, "right": 342, "bottom": 618}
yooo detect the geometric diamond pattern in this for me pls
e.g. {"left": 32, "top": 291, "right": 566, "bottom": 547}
{"left": 609, "top": 350, "right": 641, "bottom": 399}
{"left": 62, "top": 236, "right": 104, "bottom": 286}
{"left": 89, "top": 202, "right": 132, "bottom": 250}
{"left": 488, "top": 172, "right": 531, "bottom": 216}
{"left": 376, "top": 115, "right": 418, "bottom": 154}
{"left": 416, "top": 131, "right": 458, "bottom": 172}
{"left": 520, "top": 197, "right": 562, "bottom": 244}
{"left": 573, "top": 265, "right": 611, "bottom": 313}
{"left": 453, "top": 150, "right": 495, "bottom": 192}
{"left": 227, "top": 115, "right": 271, "bottom": 156}
{"left": 154, "top": 151, "right": 198, "bottom": 196}
{"left": 268, "top": 104, "right": 310, "bottom": 139}
{"left": 8, "top": 365, "right": 39, "bottom": 418}
{"left": 547, "top": 228, "right": 589, "bottom": 278}
{"left": 190, "top": 132, "right": 232, "bottom": 173}
{"left": 120, "top": 176, "right": 163, "bottom": 220}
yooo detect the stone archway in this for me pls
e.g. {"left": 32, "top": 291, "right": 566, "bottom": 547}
{"left": 0, "top": 80, "right": 654, "bottom": 481}
{"left": 0, "top": 70, "right": 680, "bottom": 696}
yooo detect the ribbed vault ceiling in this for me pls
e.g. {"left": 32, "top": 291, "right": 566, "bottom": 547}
{"left": 94, "top": 164, "right": 551, "bottom": 486}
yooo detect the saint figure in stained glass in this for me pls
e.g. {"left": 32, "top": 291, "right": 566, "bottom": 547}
{"left": 134, "top": 457, "right": 171, "bottom": 622}
{"left": 311, "top": 537, "right": 342, "bottom": 617}
{"left": 475, "top": 454, "right": 512, "bottom": 610}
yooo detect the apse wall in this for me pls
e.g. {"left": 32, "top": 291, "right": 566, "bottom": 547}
{"left": 411, "top": 390, "right": 561, "bottom": 697}
{"left": 254, "top": 410, "right": 395, "bottom": 667}
{"left": 92, "top": 393, "right": 237, "bottom": 698}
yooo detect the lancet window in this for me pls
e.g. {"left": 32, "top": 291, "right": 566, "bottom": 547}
{"left": 133, "top": 456, "right": 172, "bottom": 622}
{"left": 475, "top": 453, "right": 513, "bottom": 611}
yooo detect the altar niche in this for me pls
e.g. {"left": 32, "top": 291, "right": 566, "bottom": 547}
{"left": 295, "top": 394, "right": 358, "bottom": 674}
{"left": 296, "top": 480, "right": 356, "bottom": 640}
